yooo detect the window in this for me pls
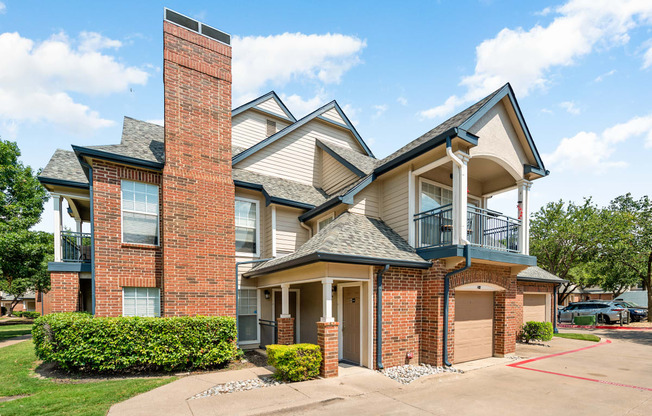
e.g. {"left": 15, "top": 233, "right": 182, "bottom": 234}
{"left": 122, "top": 180, "right": 159, "bottom": 245}
{"left": 238, "top": 289, "right": 258, "bottom": 342}
{"left": 123, "top": 287, "right": 160, "bottom": 317}
{"left": 317, "top": 215, "right": 334, "bottom": 231}
{"left": 420, "top": 181, "right": 453, "bottom": 212}
{"left": 266, "top": 119, "right": 277, "bottom": 137}
{"left": 235, "top": 198, "right": 259, "bottom": 255}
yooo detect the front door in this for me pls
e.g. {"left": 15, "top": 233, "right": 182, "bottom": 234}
{"left": 274, "top": 291, "right": 297, "bottom": 343}
{"left": 342, "top": 286, "right": 361, "bottom": 364}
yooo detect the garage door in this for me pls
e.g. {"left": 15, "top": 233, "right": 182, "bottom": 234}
{"left": 523, "top": 294, "right": 548, "bottom": 323}
{"left": 454, "top": 291, "right": 494, "bottom": 363}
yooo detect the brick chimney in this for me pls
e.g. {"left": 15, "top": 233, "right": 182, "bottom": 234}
{"left": 161, "top": 9, "right": 235, "bottom": 316}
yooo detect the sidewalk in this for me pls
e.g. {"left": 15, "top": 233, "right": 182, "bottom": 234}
{"left": 0, "top": 334, "right": 31, "bottom": 349}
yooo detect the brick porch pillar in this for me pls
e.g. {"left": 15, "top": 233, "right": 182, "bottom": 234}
{"left": 277, "top": 317, "right": 295, "bottom": 345}
{"left": 494, "top": 280, "right": 517, "bottom": 356}
{"left": 317, "top": 321, "right": 339, "bottom": 378}
{"left": 49, "top": 272, "right": 79, "bottom": 313}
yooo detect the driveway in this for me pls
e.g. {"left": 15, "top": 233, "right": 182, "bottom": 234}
{"left": 110, "top": 329, "right": 652, "bottom": 416}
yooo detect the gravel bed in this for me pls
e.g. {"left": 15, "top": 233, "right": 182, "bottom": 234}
{"left": 380, "top": 364, "right": 463, "bottom": 384}
{"left": 190, "top": 376, "right": 283, "bottom": 399}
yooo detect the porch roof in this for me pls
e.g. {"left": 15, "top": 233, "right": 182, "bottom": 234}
{"left": 244, "top": 212, "right": 431, "bottom": 277}
{"left": 517, "top": 266, "right": 567, "bottom": 284}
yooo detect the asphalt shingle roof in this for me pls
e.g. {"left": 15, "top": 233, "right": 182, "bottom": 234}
{"left": 245, "top": 212, "right": 429, "bottom": 276}
{"left": 232, "top": 168, "right": 329, "bottom": 207}
{"left": 86, "top": 117, "right": 165, "bottom": 164}
{"left": 517, "top": 266, "right": 567, "bottom": 283}
{"left": 317, "top": 140, "right": 379, "bottom": 175}
{"left": 39, "top": 149, "right": 88, "bottom": 185}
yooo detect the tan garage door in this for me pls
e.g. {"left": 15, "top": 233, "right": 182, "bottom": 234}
{"left": 454, "top": 291, "right": 494, "bottom": 363}
{"left": 523, "top": 294, "right": 548, "bottom": 323}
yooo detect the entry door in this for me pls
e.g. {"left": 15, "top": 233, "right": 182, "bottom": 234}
{"left": 274, "top": 291, "right": 297, "bottom": 343}
{"left": 454, "top": 291, "right": 494, "bottom": 363}
{"left": 342, "top": 286, "right": 361, "bottom": 363}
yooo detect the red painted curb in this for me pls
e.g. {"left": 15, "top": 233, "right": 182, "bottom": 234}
{"left": 557, "top": 324, "right": 652, "bottom": 330}
{"left": 509, "top": 339, "right": 652, "bottom": 392}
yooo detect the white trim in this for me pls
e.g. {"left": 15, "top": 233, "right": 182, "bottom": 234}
{"left": 408, "top": 168, "right": 415, "bottom": 246}
{"left": 50, "top": 191, "right": 90, "bottom": 201}
{"left": 256, "top": 276, "right": 368, "bottom": 289}
{"left": 418, "top": 177, "right": 480, "bottom": 213}
{"left": 367, "top": 267, "right": 374, "bottom": 369}
{"left": 321, "top": 278, "right": 334, "bottom": 322}
{"left": 235, "top": 196, "right": 261, "bottom": 258}
{"left": 237, "top": 287, "right": 260, "bottom": 345}
{"left": 257, "top": 288, "right": 262, "bottom": 343}
{"left": 272, "top": 288, "right": 301, "bottom": 343}
{"left": 337, "top": 281, "right": 364, "bottom": 365}
{"left": 412, "top": 155, "right": 451, "bottom": 177}
{"left": 53, "top": 195, "right": 62, "bottom": 262}
{"left": 271, "top": 205, "right": 277, "bottom": 257}
{"left": 120, "top": 180, "right": 160, "bottom": 247}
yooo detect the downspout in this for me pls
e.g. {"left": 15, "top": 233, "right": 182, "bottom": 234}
{"left": 553, "top": 283, "right": 560, "bottom": 334}
{"left": 80, "top": 160, "right": 96, "bottom": 315}
{"left": 376, "top": 264, "right": 390, "bottom": 369}
{"left": 235, "top": 258, "right": 273, "bottom": 342}
{"left": 443, "top": 245, "right": 471, "bottom": 366}
{"left": 300, "top": 221, "right": 313, "bottom": 238}
{"left": 446, "top": 137, "right": 470, "bottom": 245}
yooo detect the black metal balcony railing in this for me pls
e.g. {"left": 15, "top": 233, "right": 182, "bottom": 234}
{"left": 61, "top": 231, "right": 92, "bottom": 263}
{"left": 414, "top": 205, "right": 521, "bottom": 253}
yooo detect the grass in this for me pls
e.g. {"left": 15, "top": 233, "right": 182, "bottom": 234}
{"left": 0, "top": 324, "right": 32, "bottom": 341}
{"left": 554, "top": 333, "right": 601, "bottom": 342}
{"left": 0, "top": 341, "right": 175, "bottom": 416}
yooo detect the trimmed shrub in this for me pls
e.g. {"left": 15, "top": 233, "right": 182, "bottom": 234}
{"left": 32, "top": 313, "right": 238, "bottom": 373}
{"left": 13, "top": 311, "right": 40, "bottom": 319}
{"left": 520, "top": 321, "right": 554, "bottom": 343}
{"left": 266, "top": 343, "right": 322, "bottom": 382}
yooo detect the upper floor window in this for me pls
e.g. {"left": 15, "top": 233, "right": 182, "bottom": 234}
{"left": 121, "top": 180, "right": 159, "bottom": 245}
{"left": 420, "top": 180, "right": 453, "bottom": 212}
{"left": 235, "top": 197, "right": 259, "bottom": 256}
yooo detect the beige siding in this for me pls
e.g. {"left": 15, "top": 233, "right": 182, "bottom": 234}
{"left": 321, "top": 108, "right": 346, "bottom": 125}
{"left": 380, "top": 168, "right": 410, "bottom": 241}
{"left": 263, "top": 204, "right": 272, "bottom": 258}
{"left": 321, "top": 151, "right": 359, "bottom": 194}
{"left": 232, "top": 111, "right": 290, "bottom": 150}
{"left": 235, "top": 119, "right": 365, "bottom": 186}
{"left": 256, "top": 97, "right": 289, "bottom": 118}
{"left": 275, "top": 206, "right": 309, "bottom": 255}
{"left": 349, "top": 182, "right": 379, "bottom": 218}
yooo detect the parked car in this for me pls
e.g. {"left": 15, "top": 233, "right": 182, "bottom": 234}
{"left": 614, "top": 301, "right": 648, "bottom": 322}
{"left": 558, "top": 301, "right": 629, "bottom": 325}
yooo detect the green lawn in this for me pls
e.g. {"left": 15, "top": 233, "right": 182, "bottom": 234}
{"left": 554, "top": 333, "right": 601, "bottom": 342}
{"left": 0, "top": 324, "right": 32, "bottom": 341}
{"left": 0, "top": 341, "right": 175, "bottom": 416}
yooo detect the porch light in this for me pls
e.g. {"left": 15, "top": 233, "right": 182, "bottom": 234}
{"left": 264, "top": 290, "right": 270, "bottom": 300}
{"left": 332, "top": 285, "right": 337, "bottom": 292}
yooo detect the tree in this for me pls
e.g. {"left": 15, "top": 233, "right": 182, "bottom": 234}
{"left": 530, "top": 199, "right": 601, "bottom": 304}
{"left": 0, "top": 139, "right": 50, "bottom": 315}
{"left": 600, "top": 194, "right": 652, "bottom": 322}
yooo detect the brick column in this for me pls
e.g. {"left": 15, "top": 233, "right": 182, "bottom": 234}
{"left": 494, "top": 278, "right": 517, "bottom": 356}
{"left": 49, "top": 272, "right": 79, "bottom": 313}
{"left": 277, "top": 317, "right": 295, "bottom": 345}
{"left": 317, "top": 321, "right": 339, "bottom": 378}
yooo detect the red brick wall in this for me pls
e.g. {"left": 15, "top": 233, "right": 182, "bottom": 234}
{"left": 317, "top": 321, "right": 339, "bottom": 378}
{"left": 161, "top": 21, "right": 235, "bottom": 317}
{"left": 48, "top": 272, "right": 79, "bottom": 313}
{"left": 35, "top": 290, "right": 52, "bottom": 315}
{"left": 277, "top": 317, "right": 295, "bottom": 345}
{"left": 93, "top": 161, "right": 162, "bottom": 317}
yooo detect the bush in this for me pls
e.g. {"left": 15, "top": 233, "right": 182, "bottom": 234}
{"left": 32, "top": 313, "right": 238, "bottom": 373}
{"left": 266, "top": 343, "right": 322, "bottom": 382}
{"left": 520, "top": 321, "right": 554, "bottom": 343}
{"left": 13, "top": 311, "right": 40, "bottom": 319}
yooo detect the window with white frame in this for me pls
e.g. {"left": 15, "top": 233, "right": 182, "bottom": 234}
{"left": 420, "top": 181, "right": 453, "bottom": 212}
{"left": 123, "top": 287, "right": 160, "bottom": 317}
{"left": 235, "top": 198, "right": 259, "bottom": 255}
{"left": 317, "top": 214, "right": 334, "bottom": 231}
{"left": 121, "top": 180, "right": 159, "bottom": 245}
{"left": 238, "top": 288, "right": 258, "bottom": 342}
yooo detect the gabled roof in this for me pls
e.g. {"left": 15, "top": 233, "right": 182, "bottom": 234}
{"left": 232, "top": 100, "right": 374, "bottom": 165}
{"left": 232, "top": 91, "right": 296, "bottom": 123}
{"left": 316, "top": 140, "right": 379, "bottom": 177}
{"left": 233, "top": 168, "right": 328, "bottom": 209}
{"left": 244, "top": 212, "right": 431, "bottom": 277}
{"left": 517, "top": 266, "right": 567, "bottom": 284}
{"left": 39, "top": 149, "right": 89, "bottom": 188}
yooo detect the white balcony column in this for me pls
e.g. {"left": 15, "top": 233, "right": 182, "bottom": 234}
{"left": 53, "top": 195, "right": 62, "bottom": 262}
{"left": 75, "top": 218, "right": 83, "bottom": 252}
{"left": 517, "top": 179, "right": 532, "bottom": 255}
{"left": 408, "top": 168, "right": 415, "bottom": 247}
{"left": 280, "top": 283, "right": 291, "bottom": 318}
{"left": 452, "top": 151, "right": 470, "bottom": 245}
{"left": 321, "top": 278, "right": 334, "bottom": 322}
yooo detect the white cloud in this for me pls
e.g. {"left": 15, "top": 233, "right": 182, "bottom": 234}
{"left": 146, "top": 119, "right": 164, "bottom": 126}
{"left": 0, "top": 31, "right": 149, "bottom": 134}
{"left": 594, "top": 69, "right": 616, "bottom": 82}
{"left": 419, "top": 0, "right": 652, "bottom": 119}
{"left": 341, "top": 103, "right": 360, "bottom": 126}
{"left": 0, "top": 2, "right": 6, "bottom": 14}
{"left": 560, "top": 100, "right": 581, "bottom": 115}
{"left": 544, "top": 113, "right": 652, "bottom": 172}
{"left": 280, "top": 90, "right": 328, "bottom": 119}
{"left": 643, "top": 43, "right": 652, "bottom": 69}
{"left": 372, "top": 104, "right": 387, "bottom": 119}
{"left": 540, "top": 108, "right": 554, "bottom": 114}
{"left": 232, "top": 33, "right": 366, "bottom": 105}
{"left": 397, "top": 96, "right": 408, "bottom": 106}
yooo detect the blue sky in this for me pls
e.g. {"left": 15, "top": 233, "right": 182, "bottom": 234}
{"left": 1, "top": 0, "right": 651, "bottom": 232}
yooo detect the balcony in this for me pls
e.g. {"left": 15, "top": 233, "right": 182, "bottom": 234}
{"left": 61, "top": 231, "right": 92, "bottom": 263}
{"left": 415, "top": 205, "right": 521, "bottom": 253}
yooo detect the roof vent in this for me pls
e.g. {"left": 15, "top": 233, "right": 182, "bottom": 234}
{"left": 164, "top": 8, "right": 231, "bottom": 45}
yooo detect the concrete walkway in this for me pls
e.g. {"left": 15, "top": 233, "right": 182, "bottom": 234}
{"left": 0, "top": 334, "right": 31, "bottom": 349}
{"left": 110, "top": 331, "right": 652, "bottom": 416}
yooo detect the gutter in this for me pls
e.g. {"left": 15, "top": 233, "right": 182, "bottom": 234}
{"left": 235, "top": 258, "right": 273, "bottom": 340}
{"left": 72, "top": 145, "right": 164, "bottom": 171}
{"left": 233, "top": 180, "right": 316, "bottom": 210}
{"left": 376, "top": 264, "right": 390, "bottom": 369}
{"left": 443, "top": 245, "right": 471, "bottom": 366}
{"left": 79, "top": 160, "right": 96, "bottom": 315}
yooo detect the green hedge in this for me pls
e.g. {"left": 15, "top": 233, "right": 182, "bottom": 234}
{"left": 12, "top": 311, "right": 40, "bottom": 319}
{"left": 266, "top": 343, "right": 322, "bottom": 382}
{"left": 520, "top": 321, "right": 554, "bottom": 343}
{"left": 32, "top": 313, "right": 238, "bottom": 373}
